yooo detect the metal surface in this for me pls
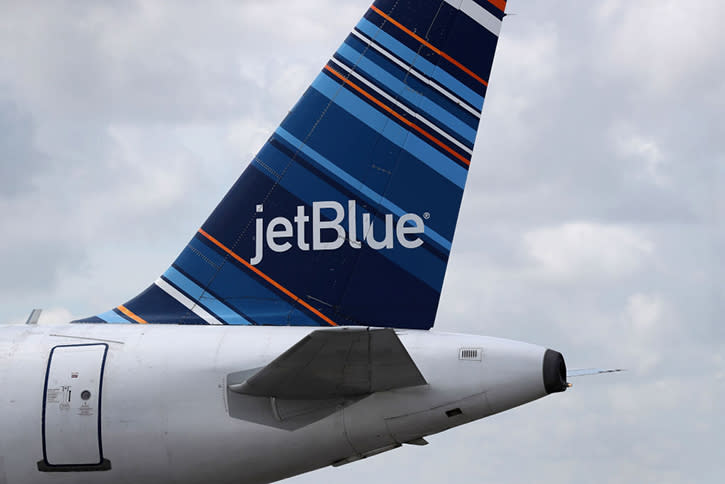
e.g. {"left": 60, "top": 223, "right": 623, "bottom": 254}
{"left": 0, "top": 324, "right": 555, "bottom": 484}
{"left": 25, "top": 310, "right": 42, "bottom": 325}
{"left": 39, "top": 344, "right": 109, "bottom": 471}
{"left": 567, "top": 368, "right": 625, "bottom": 378}
{"left": 231, "top": 328, "right": 427, "bottom": 399}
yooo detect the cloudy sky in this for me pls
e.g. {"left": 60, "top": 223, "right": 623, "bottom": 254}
{"left": 1, "top": 0, "right": 723, "bottom": 482}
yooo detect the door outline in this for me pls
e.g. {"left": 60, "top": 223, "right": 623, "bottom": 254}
{"left": 37, "top": 343, "right": 112, "bottom": 472}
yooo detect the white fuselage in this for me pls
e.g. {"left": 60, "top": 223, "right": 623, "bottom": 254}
{"left": 0, "top": 324, "right": 551, "bottom": 484}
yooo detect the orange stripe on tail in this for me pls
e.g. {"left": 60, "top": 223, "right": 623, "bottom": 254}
{"left": 370, "top": 5, "right": 488, "bottom": 88}
{"left": 117, "top": 305, "right": 148, "bottom": 324}
{"left": 197, "top": 229, "right": 338, "bottom": 327}
{"left": 324, "top": 65, "right": 471, "bottom": 166}
{"left": 488, "top": 0, "right": 507, "bottom": 13}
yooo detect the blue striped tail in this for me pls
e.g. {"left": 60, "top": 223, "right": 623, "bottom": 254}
{"left": 74, "top": 0, "right": 508, "bottom": 329}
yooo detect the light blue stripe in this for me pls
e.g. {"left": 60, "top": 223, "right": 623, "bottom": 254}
{"left": 335, "top": 44, "right": 477, "bottom": 146}
{"left": 162, "top": 267, "right": 252, "bottom": 325}
{"left": 356, "top": 18, "right": 484, "bottom": 110}
{"left": 276, "top": 127, "right": 453, "bottom": 252}
{"left": 97, "top": 310, "right": 128, "bottom": 324}
{"left": 311, "top": 73, "right": 467, "bottom": 189}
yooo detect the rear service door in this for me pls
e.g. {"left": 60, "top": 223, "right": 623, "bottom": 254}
{"left": 38, "top": 343, "right": 111, "bottom": 471}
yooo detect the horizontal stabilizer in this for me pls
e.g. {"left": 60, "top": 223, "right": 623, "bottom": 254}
{"left": 26, "top": 309, "right": 42, "bottom": 325}
{"left": 229, "top": 328, "right": 426, "bottom": 399}
{"left": 567, "top": 368, "right": 625, "bottom": 378}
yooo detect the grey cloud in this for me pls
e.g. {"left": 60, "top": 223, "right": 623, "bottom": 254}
{"left": 0, "top": 1, "right": 359, "bottom": 125}
{"left": 0, "top": 238, "right": 84, "bottom": 295}
{"left": 0, "top": 98, "right": 45, "bottom": 197}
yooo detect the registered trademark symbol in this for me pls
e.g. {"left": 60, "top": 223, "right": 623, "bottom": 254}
{"left": 423, "top": 212, "right": 430, "bottom": 220}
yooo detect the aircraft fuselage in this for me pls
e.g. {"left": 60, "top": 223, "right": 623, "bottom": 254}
{"left": 0, "top": 325, "right": 558, "bottom": 484}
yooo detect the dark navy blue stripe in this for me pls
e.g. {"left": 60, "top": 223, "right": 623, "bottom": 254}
{"left": 272, "top": 126, "right": 459, "bottom": 254}
{"left": 267, "top": 137, "right": 449, "bottom": 262}
{"left": 275, "top": 125, "right": 455, "bottom": 253}
{"left": 259, "top": 132, "right": 452, "bottom": 266}
{"left": 183, "top": 232, "right": 315, "bottom": 325}
{"left": 402, "top": 1, "right": 499, "bottom": 87}
{"left": 161, "top": 265, "right": 253, "bottom": 325}
{"left": 123, "top": 284, "right": 208, "bottom": 325}
{"left": 200, "top": 165, "right": 441, "bottom": 329}
{"left": 355, "top": 17, "right": 486, "bottom": 108}
{"left": 282, "top": 84, "right": 464, "bottom": 242}
{"left": 331, "top": 46, "right": 478, "bottom": 147}
{"left": 158, "top": 274, "right": 227, "bottom": 324}
{"left": 73, "top": 316, "right": 106, "bottom": 324}
{"left": 201, "top": 163, "right": 274, "bottom": 249}
{"left": 338, "top": 35, "right": 480, "bottom": 142}
{"left": 364, "top": 8, "right": 440, "bottom": 72}
{"left": 194, "top": 233, "right": 329, "bottom": 326}
{"left": 189, "top": 234, "right": 326, "bottom": 326}
{"left": 269, "top": 135, "right": 451, "bottom": 259}
{"left": 171, "top": 260, "right": 255, "bottom": 324}
{"left": 344, "top": 32, "right": 480, "bottom": 130}
{"left": 322, "top": 63, "right": 473, "bottom": 166}
{"left": 200, "top": 187, "right": 342, "bottom": 325}
{"left": 251, "top": 154, "right": 447, "bottom": 290}
{"left": 285, "top": 80, "right": 466, "bottom": 193}
{"left": 263, "top": 133, "right": 451, "bottom": 270}
{"left": 113, "top": 308, "right": 137, "bottom": 324}
{"left": 316, "top": 68, "right": 472, "bottom": 182}
{"left": 337, "top": 241, "right": 440, "bottom": 329}
{"left": 375, "top": 0, "right": 454, "bottom": 48}
{"left": 347, "top": 29, "right": 483, "bottom": 121}
{"left": 471, "top": 0, "right": 506, "bottom": 20}
{"left": 365, "top": 5, "right": 487, "bottom": 99}
{"left": 440, "top": 7, "right": 500, "bottom": 85}
{"left": 168, "top": 263, "right": 258, "bottom": 325}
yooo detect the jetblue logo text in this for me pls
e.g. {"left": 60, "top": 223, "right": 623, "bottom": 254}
{"left": 251, "top": 201, "right": 425, "bottom": 265}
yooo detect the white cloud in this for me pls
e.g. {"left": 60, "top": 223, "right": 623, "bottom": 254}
{"left": 37, "top": 307, "right": 75, "bottom": 325}
{"left": 626, "top": 293, "right": 663, "bottom": 334}
{"left": 484, "top": 21, "right": 560, "bottom": 146}
{"left": 613, "top": 125, "right": 669, "bottom": 186}
{"left": 595, "top": 0, "right": 725, "bottom": 94}
{"left": 622, "top": 292, "right": 668, "bottom": 372}
{"left": 524, "top": 222, "right": 654, "bottom": 281}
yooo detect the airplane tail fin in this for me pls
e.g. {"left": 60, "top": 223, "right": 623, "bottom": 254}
{"left": 75, "top": 0, "right": 508, "bottom": 328}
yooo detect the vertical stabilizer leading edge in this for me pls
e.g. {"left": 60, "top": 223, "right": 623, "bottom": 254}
{"left": 75, "top": 0, "right": 508, "bottom": 328}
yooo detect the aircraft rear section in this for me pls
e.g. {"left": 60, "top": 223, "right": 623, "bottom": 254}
{"left": 74, "top": 0, "right": 509, "bottom": 330}
{"left": 0, "top": 325, "right": 566, "bottom": 484}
